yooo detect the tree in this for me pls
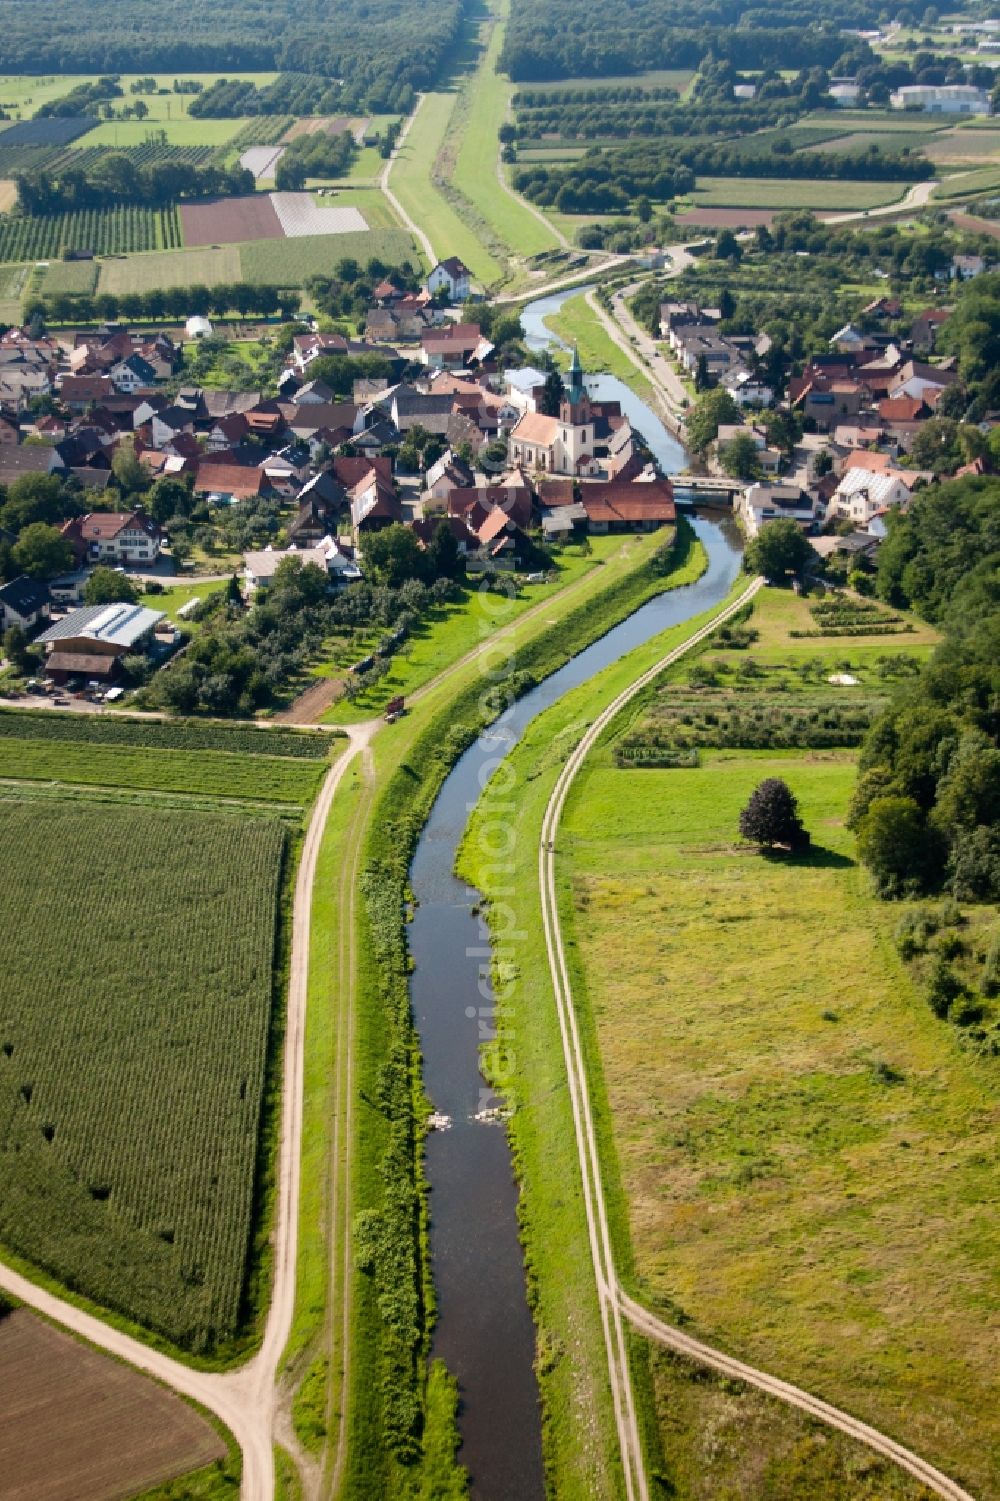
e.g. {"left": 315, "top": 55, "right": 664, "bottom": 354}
{"left": 635, "top": 194, "right": 652, "bottom": 223}
{"left": 84, "top": 565, "right": 138, "bottom": 605}
{"left": 538, "top": 368, "right": 565, "bottom": 417}
{"left": 744, "top": 518, "right": 812, "bottom": 582}
{"left": 718, "top": 430, "right": 760, "bottom": 482}
{"left": 112, "top": 436, "right": 151, "bottom": 496}
{"left": 11, "top": 522, "right": 72, "bottom": 579}
{"left": 361, "top": 523, "right": 427, "bottom": 588}
{"left": 856, "top": 795, "right": 936, "bottom": 897}
{"left": 0, "top": 473, "right": 69, "bottom": 533}
{"left": 685, "top": 388, "right": 741, "bottom": 454}
{"left": 425, "top": 518, "right": 464, "bottom": 581}
{"left": 739, "top": 778, "right": 809, "bottom": 850}
{"left": 3, "top": 624, "right": 33, "bottom": 673}
{"left": 716, "top": 228, "right": 742, "bottom": 263}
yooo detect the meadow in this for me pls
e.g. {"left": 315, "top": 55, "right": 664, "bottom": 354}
{"left": 546, "top": 587, "right": 994, "bottom": 1497}
{"left": 238, "top": 227, "right": 418, "bottom": 285}
{"left": 542, "top": 290, "right": 654, "bottom": 399}
{"left": 0, "top": 799, "right": 287, "bottom": 1350}
{"left": 449, "top": 0, "right": 560, "bottom": 261}
{"left": 387, "top": 91, "right": 505, "bottom": 286}
{"left": 97, "top": 244, "right": 241, "bottom": 294}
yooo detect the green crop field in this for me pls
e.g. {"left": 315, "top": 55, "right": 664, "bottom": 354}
{"left": 802, "top": 129, "right": 940, "bottom": 154}
{"left": 0, "top": 708, "right": 336, "bottom": 759}
{"left": 239, "top": 227, "right": 419, "bottom": 285}
{"left": 97, "top": 244, "right": 242, "bottom": 293}
{"left": 0, "top": 798, "right": 287, "bottom": 1350}
{"left": 76, "top": 117, "right": 245, "bottom": 149}
{"left": 804, "top": 109, "right": 950, "bottom": 133}
{"left": 0, "top": 259, "right": 29, "bottom": 320}
{"left": 690, "top": 177, "right": 911, "bottom": 210}
{"left": 0, "top": 731, "right": 326, "bottom": 804}
{"left": 927, "top": 127, "right": 1000, "bottom": 162}
{"left": 933, "top": 163, "right": 1000, "bottom": 199}
{"left": 523, "top": 68, "right": 695, "bottom": 94}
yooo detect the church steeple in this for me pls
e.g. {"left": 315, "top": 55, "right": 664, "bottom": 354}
{"left": 566, "top": 344, "right": 584, "bottom": 404}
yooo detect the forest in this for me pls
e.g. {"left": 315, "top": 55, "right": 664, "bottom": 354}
{"left": 190, "top": 75, "right": 348, "bottom": 119}
{"left": 0, "top": 0, "right": 463, "bottom": 109}
{"left": 500, "top": 0, "right": 883, "bottom": 80}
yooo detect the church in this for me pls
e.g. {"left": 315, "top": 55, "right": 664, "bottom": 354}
{"left": 508, "top": 348, "right": 634, "bottom": 478}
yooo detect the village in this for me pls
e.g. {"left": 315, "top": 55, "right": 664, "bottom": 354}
{"left": 0, "top": 237, "right": 992, "bottom": 697}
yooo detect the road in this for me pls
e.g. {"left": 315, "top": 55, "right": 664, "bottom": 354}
{"left": 379, "top": 96, "right": 438, "bottom": 265}
{"left": 823, "top": 178, "right": 939, "bottom": 225}
{"left": 537, "top": 574, "right": 975, "bottom": 1501}
{"left": 0, "top": 724, "right": 375, "bottom": 1501}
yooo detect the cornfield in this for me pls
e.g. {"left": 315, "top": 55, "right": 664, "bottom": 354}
{"left": 0, "top": 204, "right": 182, "bottom": 260}
{"left": 0, "top": 800, "right": 287, "bottom": 1351}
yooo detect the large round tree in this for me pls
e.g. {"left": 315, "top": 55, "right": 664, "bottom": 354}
{"left": 739, "top": 777, "right": 809, "bottom": 850}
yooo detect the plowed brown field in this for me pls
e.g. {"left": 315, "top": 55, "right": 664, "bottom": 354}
{"left": 0, "top": 1309, "right": 225, "bottom": 1500}
{"left": 181, "top": 193, "right": 283, "bottom": 245}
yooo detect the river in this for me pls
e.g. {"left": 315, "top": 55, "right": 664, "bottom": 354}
{"left": 407, "top": 291, "right": 742, "bottom": 1498}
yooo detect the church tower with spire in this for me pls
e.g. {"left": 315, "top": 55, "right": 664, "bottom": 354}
{"left": 560, "top": 345, "right": 591, "bottom": 426}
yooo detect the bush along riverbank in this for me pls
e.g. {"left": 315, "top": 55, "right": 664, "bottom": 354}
{"left": 345, "top": 520, "right": 706, "bottom": 1497}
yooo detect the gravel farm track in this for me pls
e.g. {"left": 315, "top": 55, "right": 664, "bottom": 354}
{"left": 537, "top": 574, "right": 977, "bottom": 1501}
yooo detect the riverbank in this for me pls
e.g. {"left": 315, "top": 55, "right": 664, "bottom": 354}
{"left": 457, "top": 530, "right": 746, "bottom": 1498}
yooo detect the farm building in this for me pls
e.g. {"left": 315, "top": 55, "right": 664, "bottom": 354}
{"left": 36, "top": 601, "right": 165, "bottom": 682}
{"left": 890, "top": 84, "right": 991, "bottom": 113}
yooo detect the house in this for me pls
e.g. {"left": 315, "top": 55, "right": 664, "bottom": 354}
{"left": 738, "top": 482, "right": 818, "bottom": 538}
{"left": 0, "top": 445, "right": 63, "bottom": 487}
{"left": 887, "top": 360, "right": 957, "bottom": 402}
{"left": 952, "top": 254, "right": 989, "bottom": 281}
{"left": 910, "top": 306, "right": 951, "bottom": 354}
{"left": 830, "top": 323, "right": 869, "bottom": 354}
{"left": 426, "top": 257, "right": 472, "bottom": 301}
{"left": 503, "top": 367, "right": 548, "bottom": 414}
{"left": 108, "top": 353, "right": 156, "bottom": 394}
{"left": 419, "top": 324, "right": 491, "bottom": 370}
{"left": 878, "top": 394, "right": 932, "bottom": 437}
{"left": 243, "top": 538, "right": 361, "bottom": 594}
{"left": 828, "top": 466, "right": 914, "bottom": 524}
{"left": 59, "top": 374, "right": 115, "bottom": 411}
{"left": 723, "top": 369, "right": 774, "bottom": 409}
{"left": 193, "top": 461, "right": 266, "bottom": 503}
{"left": 61, "top": 511, "right": 163, "bottom": 565}
{"left": 351, "top": 472, "right": 403, "bottom": 532}
{"left": 36, "top": 601, "right": 165, "bottom": 682}
{"left": 0, "top": 575, "right": 50, "bottom": 632}
{"left": 717, "top": 423, "right": 782, "bottom": 474}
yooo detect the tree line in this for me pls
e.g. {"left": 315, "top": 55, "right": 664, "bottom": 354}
{"left": 0, "top": 0, "right": 463, "bottom": 112}
{"left": 24, "top": 280, "right": 302, "bottom": 326}
{"left": 15, "top": 158, "right": 253, "bottom": 215}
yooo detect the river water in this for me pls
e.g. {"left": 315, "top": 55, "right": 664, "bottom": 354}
{"left": 407, "top": 291, "right": 741, "bottom": 1497}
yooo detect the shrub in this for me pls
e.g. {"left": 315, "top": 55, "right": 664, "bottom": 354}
{"left": 980, "top": 928, "right": 1000, "bottom": 998}
{"left": 927, "top": 955, "right": 964, "bottom": 1019}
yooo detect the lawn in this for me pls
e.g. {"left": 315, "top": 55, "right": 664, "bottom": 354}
{"left": 0, "top": 798, "right": 287, "bottom": 1351}
{"left": 450, "top": 0, "right": 560, "bottom": 260}
{"left": 143, "top": 576, "right": 228, "bottom": 624}
{"left": 543, "top": 290, "right": 654, "bottom": 400}
{"left": 689, "top": 177, "right": 911, "bottom": 210}
{"left": 239, "top": 227, "right": 419, "bottom": 286}
{"left": 97, "top": 245, "right": 242, "bottom": 294}
{"left": 387, "top": 91, "right": 505, "bottom": 286}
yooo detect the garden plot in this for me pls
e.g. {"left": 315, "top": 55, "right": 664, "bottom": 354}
{"left": 270, "top": 191, "right": 368, "bottom": 236}
{"left": 240, "top": 144, "right": 285, "bottom": 180}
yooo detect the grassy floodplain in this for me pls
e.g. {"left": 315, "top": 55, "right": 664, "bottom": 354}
{"left": 543, "top": 291, "right": 655, "bottom": 400}
{"left": 289, "top": 524, "right": 703, "bottom": 1493}
{"left": 461, "top": 581, "right": 997, "bottom": 1498}
{"left": 450, "top": 0, "right": 560, "bottom": 260}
